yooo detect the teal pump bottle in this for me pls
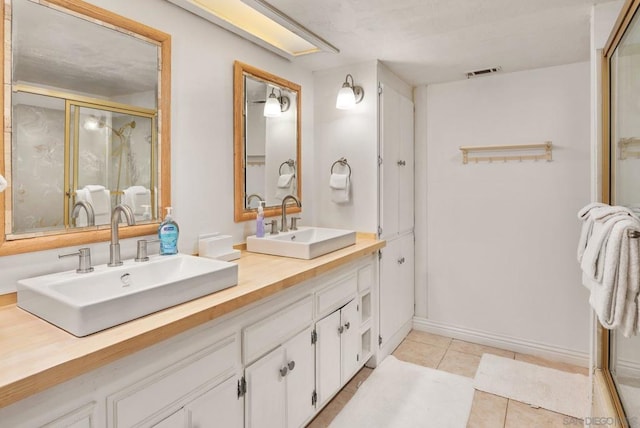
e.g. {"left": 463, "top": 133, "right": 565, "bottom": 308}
{"left": 158, "top": 207, "right": 179, "bottom": 255}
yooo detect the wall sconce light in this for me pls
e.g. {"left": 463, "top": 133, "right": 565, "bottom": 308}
{"left": 263, "top": 87, "right": 291, "bottom": 117}
{"left": 336, "top": 74, "right": 364, "bottom": 110}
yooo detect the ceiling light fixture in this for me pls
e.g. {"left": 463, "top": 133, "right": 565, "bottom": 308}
{"left": 336, "top": 74, "right": 364, "bottom": 110}
{"left": 264, "top": 87, "right": 290, "bottom": 117}
{"left": 167, "top": 0, "right": 339, "bottom": 60}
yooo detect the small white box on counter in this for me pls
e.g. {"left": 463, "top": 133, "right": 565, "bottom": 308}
{"left": 198, "top": 233, "right": 240, "bottom": 261}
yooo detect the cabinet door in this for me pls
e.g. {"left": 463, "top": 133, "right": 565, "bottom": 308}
{"left": 398, "top": 95, "right": 414, "bottom": 235}
{"left": 187, "top": 376, "right": 243, "bottom": 428}
{"left": 245, "top": 347, "right": 286, "bottom": 428}
{"left": 283, "top": 327, "right": 315, "bottom": 428}
{"left": 153, "top": 409, "right": 185, "bottom": 428}
{"left": 341, "top": 299, "right": 360, "bottom": 383}
{"left": 380, "top": 83, "right": 401, "bottom": 239}
{"left": 379, "top": 234, "right": 414, "bottom": 346}
{"left": 315, "top": 309, "right": 341, "bottom": 407}
{"left": 400, "top": 232, "right": 415, "bottom": 323}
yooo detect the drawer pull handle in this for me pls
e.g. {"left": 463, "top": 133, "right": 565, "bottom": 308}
{"left": 338, "top": 326, "right": 344, "bottom": 334}
{"left": 344, "top": 322, "right": 351, "bottom": 330}
{"left": 288, "top": 360, "right": 296, "bottom": 371}
{"left": 397, "top": 257, "right": 405, "bottom": 264}
{"left": 279, "top": 366, "right": 288, "bottom": 377}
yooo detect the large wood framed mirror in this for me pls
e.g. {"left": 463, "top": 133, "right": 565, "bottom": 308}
{"left": 0, "top": 0, "right": 171, "bottom": 256}
{"left": 233, "top": 61, "right": 301, "bottom": 222}
{"left": 602, "top": 0, "right": 640, "bottom": 424}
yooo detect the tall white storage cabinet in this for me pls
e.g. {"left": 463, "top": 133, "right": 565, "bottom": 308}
{"left": 313, "top": 61, "right": 414, "bottom": 364}
{"left": 378, "top": 82, "right": 415, "bottom": 357}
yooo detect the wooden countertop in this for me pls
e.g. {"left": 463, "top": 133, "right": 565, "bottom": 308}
{"left": 0, "top": 236, "right": 384, "bottom": 409}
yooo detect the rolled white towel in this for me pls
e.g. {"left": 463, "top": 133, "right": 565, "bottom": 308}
{"left": 275, "top": 173, "right": 295, "bottom": 201}
{"left": 0, "top": 174, "right": 6, "bottom": 192}
{"left": 330, "top": 173, "right": 350, "bottom": 204}
{"left": 124, "top": 186, "right": 150, "bottom": 216}
{"left": 82, "top": 185, "right": 111, "bottom": 225}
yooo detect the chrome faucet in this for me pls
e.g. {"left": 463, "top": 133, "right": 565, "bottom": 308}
{"left": 108, "top": 204, "right": 136, "bottom": 267}
{"left": 280, "top": 194, "right": 301, "bottom": 232}
{"left": 71, "top": 200, "right": 95, "bottom": 226}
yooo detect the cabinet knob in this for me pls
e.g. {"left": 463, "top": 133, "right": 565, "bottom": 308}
{"left": 397, "top": 160, "right": 406, "bottom": 166}
{"left": 279, "top": 366, "right": 288, "bottom": 377}
{"left": 344, "top": 322, "right": 350, "bottom": 330}
{"left": 338, "top": 325, "right": 344, "bottom": 334}
{"left": 397, "top": 257, "right": 405, "bottom": 264}
{"left": 288, "top": 360, "right": 296, "bottom": 371}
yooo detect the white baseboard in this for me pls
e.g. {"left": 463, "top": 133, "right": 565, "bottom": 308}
{"left": 413, "top": 317, "right": 589, "bottom": 368}
{"left": 616, "top": 359, "right": 640, "bottom": 379}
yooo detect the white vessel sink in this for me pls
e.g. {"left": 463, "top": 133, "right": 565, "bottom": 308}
{"left": 17, "top": 254, "right": 238, "bottom": 337}
{"left": 246, "top": 226, "right": 356, "bottom": 259}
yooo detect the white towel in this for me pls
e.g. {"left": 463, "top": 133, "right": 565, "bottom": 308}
{"left": 0, "top": 173, "right": 6, "bottom": 192}
{"left": 581, "top": 208, "right": 633, "bottom": 281}
{"left": 84, "top": 185, "right": 111, "bottom": 225}
{"left": 275, "top": 173, "right": 295, "bottom": 201}
{"left": 577, "top": 202, "right": 606, "bottom": 263}
{"left": 330, "top": 173, "right": 350, "bottom": 204}
{"left": 589, "top": 217, "right": 640, "bottom": 332}
{"left": 123, "top": 186, "right": 151, "bottom": 218}
{"left": 622, "top": 233, "right": 640, "bottom": 337}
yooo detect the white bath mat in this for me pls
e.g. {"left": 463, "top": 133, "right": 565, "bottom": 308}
{"left": 329, "top": 355, "right": 475, "bottom": 428}
{"left": 474, "top": 353, "right": 589, "bottom": 419}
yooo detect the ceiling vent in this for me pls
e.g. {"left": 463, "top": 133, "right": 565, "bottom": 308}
{"left": 465, "top": 66, "right": 502, "bottom": 79}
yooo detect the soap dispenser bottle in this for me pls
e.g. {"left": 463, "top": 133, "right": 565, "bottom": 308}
{"left": 256, "top": 201, "right": 265, "bottom": 238}
{"left": 158, "top": 207, "right": 179, "bottom": 255}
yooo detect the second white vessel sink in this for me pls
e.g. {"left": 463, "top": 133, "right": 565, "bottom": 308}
{"left": 17, "top": 254, "right": 238, "bottom": 337}
{"left": 246, "top": 226, "right": 356, "bottom": 259}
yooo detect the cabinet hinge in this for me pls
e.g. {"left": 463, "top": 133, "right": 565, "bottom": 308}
{"left": 312, "top": 390, "right": 318, "bottom": 406}
{"left": 378, "top": 156, "right": 383, "bottom": 166}
{"left": 311, "top": 329, "right": 318, "bottom": 345}
{"left": 357, "top": 303, "right": 359, "bottom": 312}
{"left": 378, "top": 335, "right": 383, "bottom": 346}
{"left": 378, "top": 249, "right": 382, "bottom": 260}
{"left": 357, "top": 353, "right": 360, "bottom": 362}
{"left": 237, "top": 376, "right": 247, "bottom": 399}
{"left": 378, "top": 84, "right": 383, "bottom": 95}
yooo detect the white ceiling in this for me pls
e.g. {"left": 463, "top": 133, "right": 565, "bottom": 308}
{"left": 267, "top": 0, "right": 617, "bottom": 85}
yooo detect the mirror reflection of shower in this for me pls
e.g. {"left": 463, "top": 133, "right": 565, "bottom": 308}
{"left": 84, "top": 114, "right": 137, "bottom": 199}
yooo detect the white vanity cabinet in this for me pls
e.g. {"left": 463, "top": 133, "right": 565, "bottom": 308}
{"left": 244, "top": 326, "right": 315, "bottom": 428}
{"left": 108, "top": 333, "right": 242, "bottom": 428}
{"left": 0, "top": 254, "right": 379, "bottom": 428}
{"left": 315, "top": 298, "right": 360, "bottom": 407}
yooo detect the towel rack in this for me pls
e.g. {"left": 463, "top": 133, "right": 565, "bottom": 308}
{"left": 279, "top": 159, "right": 296, "bottom": 175}
{"left": 618, "top": 137, "right": 640, "bottom": 160}
{"left": 331, "top": 157, "right": 352, "bottom": 178}
{"left": 459, "top": 142, "right": 552, "bottom": 164}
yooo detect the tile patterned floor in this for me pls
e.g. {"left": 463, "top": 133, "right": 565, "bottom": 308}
{"left": 307, "top": 330, "right": 588, "bottom": 428}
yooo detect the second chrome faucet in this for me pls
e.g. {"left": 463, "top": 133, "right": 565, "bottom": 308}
{"left": 108, "top": 204, "right": 136, "bottom": 267}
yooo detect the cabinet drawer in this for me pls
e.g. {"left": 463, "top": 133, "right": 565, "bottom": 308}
{"left": 243, "top": 295, "right": 313, "bottom": 364}
{"left": 358, "top": 264, "right": 374, "bottom": 292}
{"left": 316, "top": 272, "right": 358, "bottom": 318}
{"left": 108, "top": 334, "right": 237, "bottom": 428}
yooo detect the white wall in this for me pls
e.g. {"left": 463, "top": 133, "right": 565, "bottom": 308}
{"left": 312, "top": 62, "right": 378, "bottom": 232}
{"left": 415, "top": 62, "right": 593, "bottom": 361}
{"left": 0, "top": 0, "right": 315, "bottom": 294}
